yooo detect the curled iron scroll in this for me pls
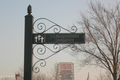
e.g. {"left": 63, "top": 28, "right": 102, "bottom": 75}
{"left": 32, "top": 59, "right": 46, "bottom": 73}
{"left": 71, "top": 44, "right": 77, "bottom": 51}
{"left": 32, "top": 44, "right": 76, "bottom": 73}
{"left": 33, "top": 18, "right": 77, "bottom": 33}
{"left": 32, "top": 18, "right": 78, "bottom": 73}
{"left": 70, "top": 25, "right": 77, "bottom": 33}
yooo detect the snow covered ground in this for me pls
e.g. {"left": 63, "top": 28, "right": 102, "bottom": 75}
{"left": 0, "top": 75, "right": 15, "bottom": 80}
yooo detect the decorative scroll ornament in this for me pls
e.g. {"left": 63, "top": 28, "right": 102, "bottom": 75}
{"left": 27, "top": 5, "right": 32, "bottom": 15}
{"left": 32, "top": 18, "right": 85, "bottom": 73}
{"left": 70, "top": 25, "right": 77, "bottom": 33}
{"left": 32, "top": 44, "right": 78, "bottom": 73}
{"left": 33, "top": 18, "right": 77, "bottom": 34}
{"left": 71, "top": 44, "right": 77, "bottom": 51}
{"left": 33, "top": 59, "right": 46, "bottom": 73}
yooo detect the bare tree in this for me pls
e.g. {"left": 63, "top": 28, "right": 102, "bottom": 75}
{"left": 34, "top": 73, "right": 50, "bottom": 80}
{"left": 15, "top": 65, "right": 24, "bottom": 80}
{"left": 50, "top": 62, "right": 58, "bottom": 80}
{"left": 97, "top": 71, "right": 112, "bottom": 80}
{"left": 33, "top": 64, "right": 58, "bottom": 80}
{"left": 32, "top": 63, "right": 58, "bottom": 80}
{"left": 72, "top": 1, "right": 120, "bottom": 80}
{"left": 87, "top": 72, "right": 90, "bottom": 80}
{"left": 16, "top": 63, "right": 57, "bottom": 80}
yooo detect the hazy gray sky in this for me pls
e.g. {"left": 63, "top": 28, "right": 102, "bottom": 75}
{"left": 0, "top": 0, "right": 119, "bottom": 80}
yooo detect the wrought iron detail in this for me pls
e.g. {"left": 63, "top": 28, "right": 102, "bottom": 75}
{"left": 71, "top": 44, "right": 77, "bottom": 51}
{"left": 32, "top": 43, "right": 77, "bottom": 73}
{"left": 33, "top": 18, "right": 77, "bottom": 33}
{"left": 32, "top": 59, "right": 46, "bottom": 73}
{"left": 32, "top": 18, "right": 78, "bottom": 73}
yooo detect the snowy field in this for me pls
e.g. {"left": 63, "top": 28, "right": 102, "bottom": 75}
{"left": 0, "top": 75, "right": 15, "bottom": 80}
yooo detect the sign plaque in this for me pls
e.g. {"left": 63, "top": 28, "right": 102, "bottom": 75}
{"left": 58, "top": 62, "right": 74, "bottom": 80}
{"left": 33, "top": 33, "right": 85, "bottom": 44}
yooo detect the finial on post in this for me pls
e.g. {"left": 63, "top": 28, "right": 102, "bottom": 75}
{"left": 27, "top": 5, "right": 32, "bottom": 15}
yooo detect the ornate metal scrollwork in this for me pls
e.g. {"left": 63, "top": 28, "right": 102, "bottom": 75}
{"left": 70, "top": 25, "right": 77, "bottom": 33}
{"left": 32, "top": 59, "right": 46, "bottom": 73}
{"left": 32, "top": 18, "right": 78, "bottom": 73}
{"left": 71, "top": 44, "right": 77, "bottom": 51}
{"left": 33, "top": 18, "right": 77, "bottom": 33}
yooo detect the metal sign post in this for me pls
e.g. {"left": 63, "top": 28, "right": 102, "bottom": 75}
{"left": 24, "top": 5, "right": 33, "bottom": 80}
{"left": 24, "top": 5, "right": 85, "bottom": 80}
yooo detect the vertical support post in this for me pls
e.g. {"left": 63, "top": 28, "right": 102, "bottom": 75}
{"left": 24, "top": 5, "right": 33, "bottom": 80}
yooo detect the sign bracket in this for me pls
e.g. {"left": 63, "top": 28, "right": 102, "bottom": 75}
{"left": 24, "top": 5, "right": 85, "bottom": 80}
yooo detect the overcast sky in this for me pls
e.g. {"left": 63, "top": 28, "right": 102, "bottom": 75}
{"left": 0, "top": 0, "right": 119, "bottom": 80}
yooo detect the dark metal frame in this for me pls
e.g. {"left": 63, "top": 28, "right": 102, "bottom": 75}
{"left": 32, "top": 44, "right": 77, "bottom": 73}
{"left": 24, "top": 5, "right": 84, "bottom": 80}
{"left": 24, "top": 5, "right": 33, "bottom": 80}
{"left": 32, "top": 12, "right": 79, "bottom": 74}
{"left": 33, "top": 18, "right": 77, "bottom": 34}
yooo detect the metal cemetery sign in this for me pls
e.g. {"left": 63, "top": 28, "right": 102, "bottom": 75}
{"left": 33, "top": 33, "right": 85, "bottom": 44}
{"left": 58, "top": 62, "right": 74, "bottom": 80}
{"left": 24, "top": 5, "right": 85, "bottom": 80}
